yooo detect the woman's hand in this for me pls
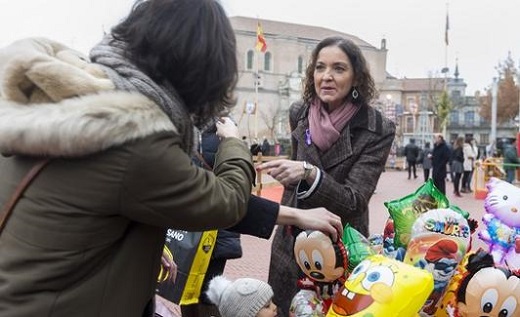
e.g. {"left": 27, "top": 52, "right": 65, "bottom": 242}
{"left": 215, "top": 117, "right": 239, "bottom": 139}
{"left": 277, "top": 205, "right": 343, "bottom": 241}
{"left": 257, "top": 159, "right": 306, "bottom": 187}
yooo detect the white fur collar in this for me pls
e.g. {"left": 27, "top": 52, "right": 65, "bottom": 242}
{"left": 0, "top": 37, "right": 176, "bottom": 157}
{"left": 0, "top": 91, "right": 175, "bottom": 157}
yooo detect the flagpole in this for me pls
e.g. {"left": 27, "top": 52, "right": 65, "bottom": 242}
{"left": 444, "top": 2, "right": 449, "bottom": 91}
{"left": 253, "top": 20, "right": 267, "bottom": 142}
{"left": 255, "top": 48, "right": 259, "bottom": 141}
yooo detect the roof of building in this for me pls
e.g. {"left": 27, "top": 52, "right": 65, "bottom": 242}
{"left": 229, "top": 16, "right": 377, "bottom": 49}
{"left": 401, "top": 78, "right": 446, "bottom": 92}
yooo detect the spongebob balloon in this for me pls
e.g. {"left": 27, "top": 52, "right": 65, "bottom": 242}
{"left": 326, "top": 254, "right": 433, "bottom": 317}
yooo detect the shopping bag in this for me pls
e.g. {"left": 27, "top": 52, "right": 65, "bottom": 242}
{"left": 156, "top": 229, "right": 217, "bottom": 305}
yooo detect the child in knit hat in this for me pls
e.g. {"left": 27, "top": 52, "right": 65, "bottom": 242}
{"left": 206, "top": 275, "right": 278, "bottom": 317}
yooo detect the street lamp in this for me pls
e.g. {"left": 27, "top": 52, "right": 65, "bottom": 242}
{"left": 517, "top": 60, "right": 520, "bottom": 133}
{"left": 516, "top": 62, "right": 520, "bottom": 157}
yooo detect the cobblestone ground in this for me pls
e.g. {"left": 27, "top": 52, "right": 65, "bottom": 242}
{"left": 158, "top": 169, "right": 488, "bottom": 316}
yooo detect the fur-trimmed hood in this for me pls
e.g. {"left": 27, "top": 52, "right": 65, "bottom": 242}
{"left": 0, "top": 38, "right": 175, "bottom": 157}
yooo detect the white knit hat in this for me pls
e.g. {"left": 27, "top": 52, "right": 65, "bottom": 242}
{"left": 206, "top": 275, "right": 274, "bottom": 317}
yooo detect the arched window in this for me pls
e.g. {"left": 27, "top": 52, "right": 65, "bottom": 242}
{"left": 264, "top": 52, "right": 272, "bottom": 71}
{"left": 298, "top": 56, "right": 304, "bottom": 73}
{"left": 246, "top": 50, "right": 254, "bottom": 70}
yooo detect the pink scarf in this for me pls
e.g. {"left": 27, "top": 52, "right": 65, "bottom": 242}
{"left": 308, "top": 98, "right": 359, "bottom": 152}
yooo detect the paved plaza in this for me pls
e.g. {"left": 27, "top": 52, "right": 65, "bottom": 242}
{"left": 158, "top": 168, "right": 490, "bottom": 315}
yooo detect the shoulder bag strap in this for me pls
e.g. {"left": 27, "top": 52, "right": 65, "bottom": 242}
{"left": 0, "top": 158, "right": 50, "bottom": 233}
{"left": 193, "top": 151, "right": 213, "bottom": 171}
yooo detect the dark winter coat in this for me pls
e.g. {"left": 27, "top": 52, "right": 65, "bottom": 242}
{"left": 503, "top": 144, "right": 520, "bottom": 171}
{"left": 269, "top": 100, "right": 396, "bottom": 316}
{"left": 432, "top": 140, "right": 451, "bottom": 176}
{"left": 194, "top": 127, "right": 282, "bottom": 259}
{"left": 0, "top": 38, "right": 255, "bottom": 317}
{"left": 450, "top": 146, "right": 464, "bottom": 174}
{"left": 404, "top": 141, "right": 420, "bottom": 163}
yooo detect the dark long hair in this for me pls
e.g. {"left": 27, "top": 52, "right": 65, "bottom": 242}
{"left": 302, "top": 36, "right": 376, "bottom": 107}
{"left": 111, "top": 0, "right": 237, "bottom": 125}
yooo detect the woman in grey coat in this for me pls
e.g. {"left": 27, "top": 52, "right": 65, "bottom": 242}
{"left": 257, "top": 36, "right": 395, "bottom": 316}
{"left": 421, "top": 142, "right": 433, "bottom": 182}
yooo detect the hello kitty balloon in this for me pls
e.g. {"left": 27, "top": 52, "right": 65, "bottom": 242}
{"left": 478, "top": 177, "right": 520, "bottom": 268}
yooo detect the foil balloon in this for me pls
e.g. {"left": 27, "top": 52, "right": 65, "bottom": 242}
{"left": 326, "top": 254, "right": 433, "bottom": 317}
{"left": 385, "top": 179, "right": 450, "bottom": 248}
{"left": 455, "top": 249, "right": 520, "bottom": 317}
{"left": 293, "top": 230, "right": 349, "bottom": 313}
{"left": 479, "top": 177, "right": 520, "bottom": 267}
{"left": 381, "top": 217, "right": 407, "bottom": 261}
{"left": 434, "top": 249, "right": 473, "bottom": 317}
{"left": 290, "top": 289, "right": 326, "bottom": 317}
{"left": 294, "top": 230, "right": 348, "bottom": 284}
{"left": 403, "top": 208, "right": 470, "bottom": 316}
{"left": 342, "top": 224, "right": 376, "bottom": 274}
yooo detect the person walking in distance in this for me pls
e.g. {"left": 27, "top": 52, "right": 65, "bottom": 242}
{"left": 256, "top": 36, "right": 395, "bottom": 316}
{"left": 421, "top": 142, "right": 433, "bottom": 183}
{"left": 404, "top": 138, "right": 419, "bottom": 179}
{"left": 461, "top": 136, "right": 476, "bottom": 192}
{"left": 431, "top": 134, "right": 451, "bottom": 195}
{"left": 451, "top": 136, "right": 465, "bottom": 197}
{"left": 503, "top": 138, "right": 520, "bottom": 184}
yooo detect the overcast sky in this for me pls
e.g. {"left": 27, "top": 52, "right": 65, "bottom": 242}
{"left": 1, "top": 0, "right": 517, "bottom": 95}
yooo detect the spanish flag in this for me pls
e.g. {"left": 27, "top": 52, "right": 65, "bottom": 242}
{"left": 255, "top": 21, "right": 267, "bottom": 53}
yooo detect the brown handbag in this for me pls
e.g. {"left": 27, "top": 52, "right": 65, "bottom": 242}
{"left": 0, "top": 159, "right": 50, "bottom": 233}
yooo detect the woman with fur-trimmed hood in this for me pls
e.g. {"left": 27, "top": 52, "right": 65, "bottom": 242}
{"left": 0, "top": 0, "right": 255, "bottom": 316}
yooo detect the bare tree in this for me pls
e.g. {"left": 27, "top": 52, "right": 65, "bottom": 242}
{"left": 479, "top": 53, "right": 519, "bottom": 123}
{"left": 259, "top": 103, "right": 283, "bottom": 143}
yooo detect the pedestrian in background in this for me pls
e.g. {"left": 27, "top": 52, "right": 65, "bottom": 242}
{"left": 461, "top": 136, "right": 476, "bottom": 193}
{"left": 261, "top": 137, "right": 271, "bottom": 156}
{"left": 257, "top": 36, "right": 395, "bottom": 316}
{"left": 451, "top": 136, "right": 465, "bottom": 197}
{"left": 0, "top": 0, "right": 256, "bottom": 316}
{"left": 503, "top": 139, "right": 520, "bottom": 184}
{"left": 432, "top": 133, "right": 451, "bottom": 195}
{"left": 404, "top": 138, "right": 419, "bottom": 179}
{"left": 421, "top": 142, "right": 433, "bottom": 182}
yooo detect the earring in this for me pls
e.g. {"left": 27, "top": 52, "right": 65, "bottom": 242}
{"left": 352, "top": 87, "right": 359, "bottom": 100}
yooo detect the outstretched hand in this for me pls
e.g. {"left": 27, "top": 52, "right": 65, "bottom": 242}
{"left": 294, "top": 207, "right": 343, "bottom": 241}
{"left": 257, "top": 159, "right": 304, "bottom": 187}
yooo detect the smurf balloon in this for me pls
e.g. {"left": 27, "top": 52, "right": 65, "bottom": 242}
{"left": 404, "top": 208, "right": 470, "bottom": 315}
{"left": 479, "top": 177, "right": 520, "bottom": 266}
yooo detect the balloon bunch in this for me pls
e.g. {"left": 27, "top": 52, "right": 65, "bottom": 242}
{"left": 479, "top": 177, "right": 520, "bottom": 271}
{"left": 289, "top": 176, "right": 520, "bottom": 316}
{"left": 381, "top": 179, "right": 475, "bottom": 316}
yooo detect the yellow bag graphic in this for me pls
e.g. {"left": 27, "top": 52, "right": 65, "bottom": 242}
{"left": 156, "top": 229, "right": 217, "bottom": 305}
